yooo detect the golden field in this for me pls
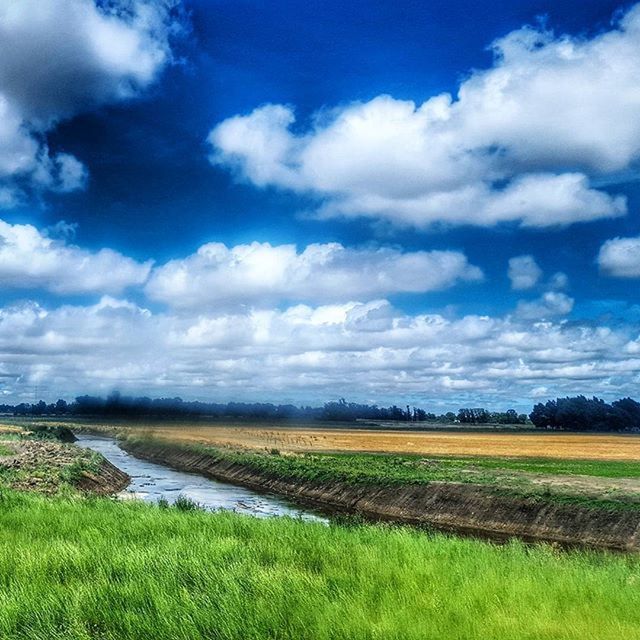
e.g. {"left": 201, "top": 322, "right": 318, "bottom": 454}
{"left": 116, "top": 424, "right": 640, "bottom": 461}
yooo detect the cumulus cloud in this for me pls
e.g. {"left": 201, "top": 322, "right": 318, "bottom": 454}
{"left": 208, "top": 5, "right": 640, "bottom": 228}
{"left": 516, "top": 291, "right": 575, "bottom": 320}
{"left": 145, "top": 241, "right": 483, "bottom": 309}
{"left": 508, "top": 255, "right": 542, "bottom": 290}
{"left": 0, "top": 0, "right": 182, "bottom": 204}
{"left": 0, "top": 219, "right": 151, "bottom": 294}
{"left": 598, "top": 235, "right": 640, "bottom": 278}
{"left": 0, "top": 297, "right": 637, "bottom": 406}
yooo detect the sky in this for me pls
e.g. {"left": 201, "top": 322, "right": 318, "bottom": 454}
{"left": 0, "top": 0, "right": 639, "bottom": 410}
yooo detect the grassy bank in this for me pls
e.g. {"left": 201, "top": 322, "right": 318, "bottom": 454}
{"left": 0, "top": 490, "right": 639, "bottom": 640}
{"left": 124, "top": 436, "right": 640, "bottom": 511}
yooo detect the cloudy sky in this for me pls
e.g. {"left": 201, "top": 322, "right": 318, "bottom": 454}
{"left": 0, "top": 0, "right": 639, "bottom": 410}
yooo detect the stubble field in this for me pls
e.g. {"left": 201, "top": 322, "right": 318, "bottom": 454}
{"left": 113, "top": 423, "right": 640, "bottom": 461}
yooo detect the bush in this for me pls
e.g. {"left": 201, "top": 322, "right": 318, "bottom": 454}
{"left": 173, "top": 495, "right": 203, "bottom": 512}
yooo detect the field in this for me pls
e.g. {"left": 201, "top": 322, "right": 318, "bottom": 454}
{"left": 9, "top": 419, "right": 640, "bottom": 460}
{"left": 1, "top": 421, "right": 640, "bottom": 638}
{"left": 10, "top": 419, "right": 640, "bottom": 506}
{"left": 1, "top": 489, "right": 640, "bottom": 640}
{"left": 98, "top": 423, "right": 640, "bottom": 461}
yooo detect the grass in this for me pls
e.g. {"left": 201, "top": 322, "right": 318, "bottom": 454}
{"left": 0, "top": 489, "right": 639, "bottom": 640}
{"left": 121, "top": 435, "right": 640, "bottom": 511}
{"left": 126, "top": 436, "right": 640, "bottom": 505}
{"left": 0, "top": 443, "right": 14, "bottom": 456}
{"left": 432, "top": 455, "right": 640, "bottom": 478}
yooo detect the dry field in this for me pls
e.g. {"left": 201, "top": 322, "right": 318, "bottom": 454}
{"left": 121, "top": 424, "right": 640, "bottom": 461}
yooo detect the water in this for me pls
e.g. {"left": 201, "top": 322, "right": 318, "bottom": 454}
{"left": 75, "top": 433, "right": 325, "bottom": 522}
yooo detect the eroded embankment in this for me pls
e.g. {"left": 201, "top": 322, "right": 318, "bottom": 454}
{"left": 122, "top": 439, "right": 640, "bottom": 551}
{"left": 75, "top": 459, "right": 130, "bottom": 495}
{"left": 0, "top": 438, "right": 130, "bottom": 495}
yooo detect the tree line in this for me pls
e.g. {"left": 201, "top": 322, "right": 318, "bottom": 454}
{"left": 529, "top": 396, "right": 640, "bottom": 432}
{"left": 4, "top": 393, "right": 638, "bottom": 430}
{"left": 1, "top": 394, "right": 527, "bottom": 424}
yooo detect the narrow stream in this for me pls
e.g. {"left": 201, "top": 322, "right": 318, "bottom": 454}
{"left": 75, "top": 433, "right": 325, "bottom": 522}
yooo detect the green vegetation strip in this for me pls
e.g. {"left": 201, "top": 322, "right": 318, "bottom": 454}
{"left": 136, "top": 439, "right": 640, "bottom": 482}
{"left": 126, "top": 438, "right": 640, "bottom": 510}
{"left": 437, "top": 455, "right": 640, "bottom": 479}
{"left": 0, "top": 490, "right": 638, "bottom": 640}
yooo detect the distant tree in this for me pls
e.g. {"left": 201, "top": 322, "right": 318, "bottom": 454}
{"left": 530, "top": 400, "right": 558, "bottom": 429}
{"left": 530, "top": 395, "right": 639, "bottom": 432}
{"left": 54, "top": 399, "right": 68, "bottom": 414}
{"left": 611, "top": 397, "right": 640, "bottom": 431}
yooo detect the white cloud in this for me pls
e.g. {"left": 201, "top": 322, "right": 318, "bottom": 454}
{"left": 0, "top": 297, "right": 637, "bottom": 407}
{"left": 209, "top": 5, "right": 640, "bottom": 228}
{"left": 145, "top": 241, "right": 483, "bottom": 309}
{"left": 508, "top": 255, "right": 542, "bottom": 290}
{"left": 0, "top": 219, "right": 151, "bottom": 294}
{"left": 598, "top": 235, "right": 640, "bottom": 278}
{"left": 0, "top": 0, "right": 181, "bottom": 204}
{"left": 548, "top": 272, "right": 569, "bottom": 290}
{"left": 516, "top": 291, "right": 575, "bottom": 320}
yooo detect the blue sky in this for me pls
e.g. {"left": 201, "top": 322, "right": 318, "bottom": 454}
{"left": 0, "top": 0, "right": 639, "bottom": 409}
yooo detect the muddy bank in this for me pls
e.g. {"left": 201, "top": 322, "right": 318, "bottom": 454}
{"left": 122, "top": 439, "right": 640, "bottom": 551}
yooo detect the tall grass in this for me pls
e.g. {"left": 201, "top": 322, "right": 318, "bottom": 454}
{"left": 0, "top": 490, "right": 639, "bottom": 639}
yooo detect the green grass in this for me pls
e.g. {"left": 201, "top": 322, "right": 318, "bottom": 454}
{"left": 0, "top": 490, "right": 639, "bottom": 640}
{"left": 139, "top": 439, "right": 640, "bottom": 484}
{"left": 130, "top": 434, "right": 638, "bottom": 483}
{"left": 466, "top": 456, "right": 640, "bottom": 478}
{"left": 0, "top": 443, "right": 14, "bottom": 456}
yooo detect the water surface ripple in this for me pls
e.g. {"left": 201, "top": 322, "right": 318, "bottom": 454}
{"left": 76, "top": 433, "right": 325, "bottom": 522}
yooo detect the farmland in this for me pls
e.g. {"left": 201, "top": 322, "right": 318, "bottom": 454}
{"left": 55, "top": 420, "right": 640, "bottom": 460}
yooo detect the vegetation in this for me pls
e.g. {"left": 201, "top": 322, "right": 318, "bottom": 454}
{"left": 5, "top": 392, "right": 640, "bottom": 430}
{"left": 530, "top": 396, "right": 640, "bottom": 432}
{"left": 0, "top": 433, "right": 102, "bottom": 495}
{"left": 0, "top": 442, "right": 14, "bottom": 456}
{"left": 125, "top": 436, "right": 640, "bottom": 510}
{"left": 0, "top": 489, "right": 638, "bottom": 640}
{"left": 28, "top": 423, "right": 77, "bottom": 442}
{"left": 0, "top": 394, "right": 529, "bottom": 424}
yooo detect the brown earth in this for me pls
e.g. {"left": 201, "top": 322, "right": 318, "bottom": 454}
{"left": 123, "top": 439, "right": 640, "bottom": 552}
{"left": 74, "top": 459, "right": 130, "bottom": 495}
{"left": 110, "top": 424, "right": 640, "bottom": 461}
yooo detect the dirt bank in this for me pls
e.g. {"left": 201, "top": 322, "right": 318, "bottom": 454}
{"left": 0, "top": 438, "right": 130, "bottom": 495}
{"left": 74, "top": 459, "right": 130, "bottom": 495}
{"left": 122, "top": 439, "right": 640, "bottom": 551}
